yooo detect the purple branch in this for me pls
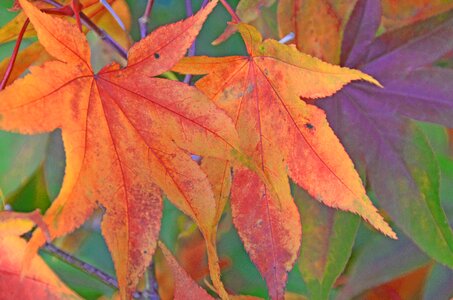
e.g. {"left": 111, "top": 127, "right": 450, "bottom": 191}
{"left": 139, "top": 0, "right": 155, "bottom": 39}
{"left": 183, "top": 0, "right": 209, "bottom": 84}
{"left": 43, "top": 243, "right": 118, "bottom": 288}
{"left": 43, "top": 242, "right": 156, "bottom": 299}
{"left": 146, "top": 262, "right": 160, "bottom": 299}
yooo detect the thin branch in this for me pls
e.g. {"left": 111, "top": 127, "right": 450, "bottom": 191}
{"left": 183, "top": 0, "right": 195, "bottom": 84}
{"left": 183, "top": 0, "right": 209, "bottom": 85}
{"left": 278, "top": 32, "right": 295, "bottom": 44}
{"left": 139, "top": 0, "right": 155, "bottom": 39}
{"left": 100, "top": 0, "right": 126, "bottom": 30}
{"left": 43, "top": 241, "right": 157, "bottom": 299}
{"left": 42, "top": 242, "right": 118, "bottom": 288}
{"left": 185, "top": 0, "right": 194, "bottom": 18}
{"left": 80, "top": 10, "right": 128, "bottom": 59}
{"left": 0, "top": 18, "right": 29, "bottom": 90}
{"left": 146, "top": 262, "right": 160, "bottom": 300}
{"left": 42, "top": 0, "right": 127, "bottom": 59}
{"left": 219, "top": 0, "right": 240, "bottom": 23}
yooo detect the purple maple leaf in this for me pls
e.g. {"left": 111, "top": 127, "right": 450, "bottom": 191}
{"left": 318, "top": 0, "right": 453, "bottom": 267}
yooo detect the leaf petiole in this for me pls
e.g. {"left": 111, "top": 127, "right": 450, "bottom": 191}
{"left": 219, "top": 0, "right": 241, "bottom": 23}
{"left": 0, "top": 18, "right": 29, "bottom": 91}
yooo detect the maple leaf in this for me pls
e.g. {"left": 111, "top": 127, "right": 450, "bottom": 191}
{"left": 277, "top": 0, "right": 345, "bottom": 63}
{"left": 0, "top": 213, "right": 80, "bottom": 299}
{"left": 0, "top": 42, "right": 47, "bottom": 87}
{"left": 0, "top": 0, "right": 242, "bottom": 298}
{"left": 0, "top": 209, "right": 50, "bottom": 240}
{"left": 381, "top": 0, "right": 453, "bottom": 30}
{"left": 159, "top": 241, "right": 215, "bottom": 300}
{"left": 173, "top": 23, "right": 396, "bottom": 299}
{"left": 277, "top": 0, "right": 453, "bottom": 65}
{"left": 0, "top": 0, "right": 131, "bottom": 89}
{"left": 212, "top": 0, "right": 277, "bottom": 45}
{"left": 292, "top": 185, "right": 360, "bottom": 300}
{"left": 335, "top": 228, "right": 430, "bottom": 300}
{"left": 1, "top": 0, "right": 131, "bottom": 48}
{"left": 318, "top": 0, "right": 453, "bottom": 268}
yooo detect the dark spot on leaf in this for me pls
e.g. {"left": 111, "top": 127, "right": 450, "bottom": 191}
{"left": 305, "top": 123, "right": 314, "bottom": 130}
{"left": 154, "top": 53, "right": 160, "bottom": 59}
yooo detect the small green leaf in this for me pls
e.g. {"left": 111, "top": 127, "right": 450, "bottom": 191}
{"left": 7, "top": 165, "right": 51, "bottom": 212}
{"left": 292, "top": 183, "right": 360, "bottom": 300}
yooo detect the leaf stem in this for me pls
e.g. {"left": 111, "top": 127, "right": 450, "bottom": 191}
{"left": 146, "top": 262, "right": 160, "bottom": 300}
{"left": 205, "top": 232, "right": 229, "bottom": 299}
{"left": 42, "top": 242, "right": 158, "bottom": 299}
{"left": 71, "top": 0, "right": 82, "bottom": 31}
{"left": 0, "top": 18, "right": 30, "bottom": 91}
{"left": 219, "top": 0, "right": 240, "bottom": 23}
{"left": 42, "top": 0, "right": 128, "bottom": 59}
{"left": 183, "top": 0, "right": 209, "bottom": 84}
{"left": 183, "top": 0, "right": 195, "bottom": 84}
{"left": 139, "top": 0, "right": 155, "bottom": 39}
{"left": 278, "top": 32, "right": 295, "bottom": 44}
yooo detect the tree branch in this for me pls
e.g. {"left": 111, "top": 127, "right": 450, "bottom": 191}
{"left": 219, "top": 0, "right": 240, "bottom": 23}
{"left": 43, "top": 242, "right": 158, "bottom": 299}
{"left": 146, "top": 262, "right": 160, "bottom": 300}
{"left": 42, "top": 242, "right": 118, "bottom": 288}
{"left": 183, "top": 0, "right": 209, "bottom": 85}
{"left": 139, "top": 0, "right": 155, "bottom": 39}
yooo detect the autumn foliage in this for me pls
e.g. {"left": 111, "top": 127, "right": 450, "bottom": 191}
{"left": 1, "top": 0, "right": 453, "bottom": 299}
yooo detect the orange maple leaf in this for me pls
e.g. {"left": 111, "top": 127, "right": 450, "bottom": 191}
{"left": 159, "top": 241, "right": 215, "bottom": 300}
{"left": 174, "top": 23, "right": 396, "bottom": 299}
{"left": 0, "top": 213, "right": 80, "bottom": 299}
{"left": 2, "top": 0, "right": 131, "bottom": 47}
{"left": 0, "top": 0, "right": 241, "bottom": 298}
{"left": 278, "top": 0, "right": 343, "bottom": 63}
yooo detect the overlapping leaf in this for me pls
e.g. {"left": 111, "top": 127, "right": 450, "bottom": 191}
{"left": 0, "top": 0, "right": 131, "bottom": 48}
{"left": 423, "top": 263, "right": 453, "bottom": 299}
{"left": 159, "top": 242, "right": 214, "bottom": 300}
{"left": 337, "top": 228, "right": 430, "bottom": 300}
{"left": 318, "top": 0, "right": 453, "bottom": 268}
{"left": 277, "top": 0, "right": 453, "bottom": 64}
{"left": 0, "top": 0, "right": 241, "bottom": 298}
{"left": 292, "top": 184, "right": 360, "bottom": 300}
{"left": 381, "top": 0, "right": 453, "bottom": 29}
{"left": 0, "top": 0, "right": 131, "bottom": 91}
{"left": 277, "top": 0, "right": 348, "bottom": 63}
{"left": 174, "top": 23, "right": 395, "bottom": 298}
{"left": 0, "top": 211, "right": 79, "bottom": 299}
{"left": 212, "top": 0, "right": 277, "bottom": 45}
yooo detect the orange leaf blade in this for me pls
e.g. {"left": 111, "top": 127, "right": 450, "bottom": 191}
{"left": 159, "top": 242, "right": 215, "bottom": 300}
